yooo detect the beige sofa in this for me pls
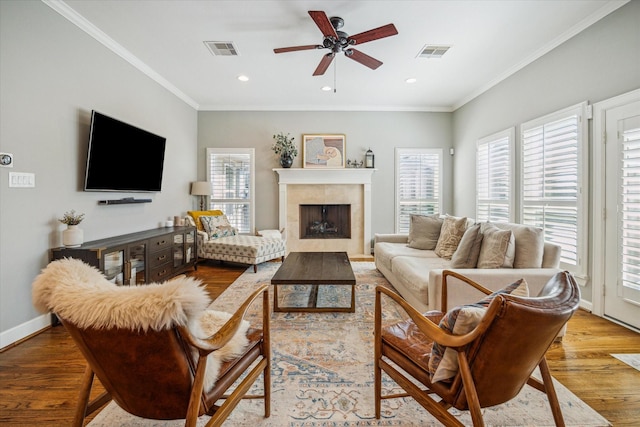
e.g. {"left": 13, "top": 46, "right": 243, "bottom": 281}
{"left": 374, "top": 219, "right": 563, "bottom": 313}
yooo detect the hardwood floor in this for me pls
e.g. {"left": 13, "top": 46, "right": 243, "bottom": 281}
{"left": 1, "top": 262, "right": 639, "bottom": 426}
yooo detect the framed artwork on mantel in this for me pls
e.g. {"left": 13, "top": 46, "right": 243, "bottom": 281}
{"left": 302, "top": 134, "right": 346, "bottom": 168}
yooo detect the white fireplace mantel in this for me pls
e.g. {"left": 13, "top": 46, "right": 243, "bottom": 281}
{"left": 273, "top": 168, "right": 376, "bottom": 255}
{"left": 273, "top": 168, "right": 376, "bottom": 185}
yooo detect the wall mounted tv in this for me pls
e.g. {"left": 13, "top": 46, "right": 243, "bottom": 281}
{"left": 84, "top": 111, "right": 167, "bottom": 192}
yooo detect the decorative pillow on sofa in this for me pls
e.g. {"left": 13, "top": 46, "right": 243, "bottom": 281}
{"left": 477, "top": 224, "right": 515, "bottom": 268}
{"left": 498, "top": 224, "right": 545, "bottom": 268}
{"left": 450, "top": 224, "right": 484, "bottom": 268}
{"left": 188, "top": 210, "right": 225, "bottom": 231}
{"left": 407, "top": 214, "right": 443, "bottom": 250}
{"left": 428, "top": 278, "right": 529, "bottom": 383}
{"left": 256, "top": 229, "right": 284, "bottom": 239}
{"left": 434, "top": 216, "right": 468, "bottom": 260}
{"left": 200, "top": 215, "right": 237, "bottom": 239}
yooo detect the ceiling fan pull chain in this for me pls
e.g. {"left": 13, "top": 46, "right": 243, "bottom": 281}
{"left": 334, "top": 58, "right": 337, "bottom": 93}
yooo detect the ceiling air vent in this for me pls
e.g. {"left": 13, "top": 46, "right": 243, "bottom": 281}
{"left": 204, "top": 41, "right": 239, "bottom": 56}
{"left": 417, "top": 45, "right": 451, "bottom": 59}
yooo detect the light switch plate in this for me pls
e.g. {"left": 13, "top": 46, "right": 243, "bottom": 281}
{"left": 9, "top": 172, "right": 35, "bottom": 188}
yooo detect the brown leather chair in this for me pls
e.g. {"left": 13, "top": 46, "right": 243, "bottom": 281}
{"left": 32, "top": 258, "right": 270, "bottom": 427}
{"left": 374, "top": 270, "right": 580, "bottom": 427}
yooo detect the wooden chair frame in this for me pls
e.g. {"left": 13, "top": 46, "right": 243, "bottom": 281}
{"left": 70, "top": 284, "right": 271, "bottom": 427}
{"left": 374, "top": 270, "right": 579, "bottom": 427}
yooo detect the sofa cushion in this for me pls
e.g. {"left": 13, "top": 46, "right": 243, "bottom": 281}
{"left": 450, "top": 224, "right": 484, "bottom": 268}
{"left": 407, "top": 214, "right": 443, "bottom": 250}
{"left": 375, "top": 242, "right": 440, "bottom": 273}
{"left": 477, "top": 224, "right": 515, "bottom": 268}
{"left": 201, "top": 235, "right": 286, "bottom": 258}
{"left": 392, "top": 256, "right": 452, "bottom": 305}
{"left": 428, "top": 278, "right": 529, "bottom": 383}
{"left": 434, "top": 216, "right": 467, "bottom": 260}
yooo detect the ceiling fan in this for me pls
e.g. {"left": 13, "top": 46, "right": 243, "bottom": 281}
{"left": 273, "top": 11, "right": 398, "bottom": 76}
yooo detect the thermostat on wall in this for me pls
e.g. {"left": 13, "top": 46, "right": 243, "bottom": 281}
{"left": 0, "top": 153, "right": 14, "bottom": 167}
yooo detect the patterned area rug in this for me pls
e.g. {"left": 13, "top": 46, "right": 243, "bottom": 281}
{"left": 89, "top": 262, "right": 610, "bottom": 426}
{"left": 611, "top": 353, "right": 640, "bottom": 372}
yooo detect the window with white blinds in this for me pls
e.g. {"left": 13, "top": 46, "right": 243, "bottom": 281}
{"left": 520, "top": 103, "right": 587, "bottom": 275}
{"left": 620, "top": 122, "right": 640, "bottom": 291}
{"left": 476, "top": 128, "right": 514, "bottom": 223}
{"left": 395, "top": 148, "right": 442, "bottom": 233}
{"left": 206, "top": 148, "right": 255, "bottom": 234}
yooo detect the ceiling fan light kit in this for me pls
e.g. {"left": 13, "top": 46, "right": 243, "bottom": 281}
{"left": 274, "top": 10, "right": 398, "bottom": 76}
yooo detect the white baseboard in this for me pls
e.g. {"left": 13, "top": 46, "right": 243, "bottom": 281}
{"left": 579, "top": 299, "right": 593, "bottom": 312}
{"left": 0, "top": 314, "right": 51, "bottom": 350}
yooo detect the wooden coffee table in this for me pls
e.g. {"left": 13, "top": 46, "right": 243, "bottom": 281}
{"left": 271, "top": 252, "right": 356, "bottom": 312}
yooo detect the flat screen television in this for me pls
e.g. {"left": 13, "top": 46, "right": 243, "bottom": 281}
{"left": 84, "top": 111, "right": 166, "bottom": 192}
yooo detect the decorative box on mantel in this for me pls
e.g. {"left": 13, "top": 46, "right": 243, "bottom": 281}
{"left": 273, "top": 168, "right": 376, "bottom": 256}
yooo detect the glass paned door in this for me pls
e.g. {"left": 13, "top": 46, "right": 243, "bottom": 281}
{"left": 604, "top": 100, "right": 640, "bottom": 330}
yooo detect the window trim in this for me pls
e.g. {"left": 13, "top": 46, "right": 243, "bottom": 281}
{"left": 519, "top": 102, "right": 588, "bottom": 278}
{"left": 394, "top": 148, "right": 443, "bottom": 233}
{"left": 206, "top": 147, "right": 255, "bottom": 234}
{"left": 476, "top": 127, "right": 515, "bottom": 223}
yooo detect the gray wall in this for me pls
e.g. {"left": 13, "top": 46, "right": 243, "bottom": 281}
{"left": 451, "top": 1, "right": 640, "bottom": 301}
{"left": 197, "top": 111, "right": 453, "bottom": 235}
{"left": 0, "top": 1, "right": 198, "bottom": 341}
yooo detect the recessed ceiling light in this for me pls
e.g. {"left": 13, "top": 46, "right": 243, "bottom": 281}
{"left": 405, "top": 78, "right": 417, "bottom": 84}
{"left": 237, "top": 75, "right": 249, "bottom": 82}
{"left": 321, "top": 86, "right": 332, "bottom": 91}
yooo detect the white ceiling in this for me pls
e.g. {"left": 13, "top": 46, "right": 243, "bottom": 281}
{"left": 50, "top": 0, "right": 627, "bottom": 111}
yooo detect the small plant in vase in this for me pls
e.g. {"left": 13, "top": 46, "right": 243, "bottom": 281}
{"left": 59, "top": 209, "right": 85, "bottom": 247}
{"left": 272, "top": 132, "right": 297, "bottom": 168}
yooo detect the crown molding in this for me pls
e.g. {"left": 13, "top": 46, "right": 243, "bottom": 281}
{"left": 453, "top": 0, "right": 630, "bottom": 111}
{"left": 42, "top": 0, "right": 200, "bottom": 110}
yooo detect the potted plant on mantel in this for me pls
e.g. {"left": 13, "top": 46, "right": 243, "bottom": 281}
{"left": 59, "top": 209, "right": 85, "bottom": 247}
{"left": 272, "top": 132, "right": 298, "bottom": 168}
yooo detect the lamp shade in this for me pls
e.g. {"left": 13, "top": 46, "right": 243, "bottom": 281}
{"left": 190, "top": 181, "right": 211, "bottom": 196}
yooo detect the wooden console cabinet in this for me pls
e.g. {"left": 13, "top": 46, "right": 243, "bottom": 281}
{"left": 50, "top": 226, "right": 197, "bottom": 285}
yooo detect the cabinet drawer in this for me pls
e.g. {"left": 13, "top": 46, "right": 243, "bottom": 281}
{"left": 149, "top": 235, "right": 172, "bottom": 252}
{"left": 149, "top": 248, "right": 172, "bottom": 269}
{"left": 149, "top": 264, "right": 172, "bottom": 282}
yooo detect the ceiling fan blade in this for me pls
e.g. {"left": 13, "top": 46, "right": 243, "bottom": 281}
{"left": 313, "top": 53, "right": 335, "bottom": 76}
{"left": 308, "top": 11, "right": 338, "bottom": 39}
{"left": 348, "top": 23, "right": 398, "bottom": 45}
{"left": 274, "top": 45, "right": 322, "bottom": 54}
{"left": 345, "top": 49, "right": 383, "bottom": 70}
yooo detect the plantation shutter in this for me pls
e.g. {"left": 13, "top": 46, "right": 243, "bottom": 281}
{"left": 395, "top": 148, "right": 442, "bottom": 233}
{"left": 207, "top": 148, "right": 254, "bottom": 233}
{"left": 620, "top": 121, "right": 640, "bottom": 291}
{"left": 476, "top": 129, "right": 513, "bottom": 222}
{"left": 521, "top": 103, "right": 586, "bottom": 272}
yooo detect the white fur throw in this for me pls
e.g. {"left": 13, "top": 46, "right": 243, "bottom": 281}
{"left": 32, "top": 258, "right": 251, "bottom": 391}
{"left": 32, "top": 258, "right": 211, "bottom": 331}
{"left": 189, "top": 310, "right": 251, "bottom": 391}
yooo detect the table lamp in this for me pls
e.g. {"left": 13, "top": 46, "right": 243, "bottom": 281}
{"left": 190, "top": 181, "right": 211, "bottom": 211}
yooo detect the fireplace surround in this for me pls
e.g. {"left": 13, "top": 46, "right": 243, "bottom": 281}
{"left": 274, "top": 168, "right": 375, "bottom": 256}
